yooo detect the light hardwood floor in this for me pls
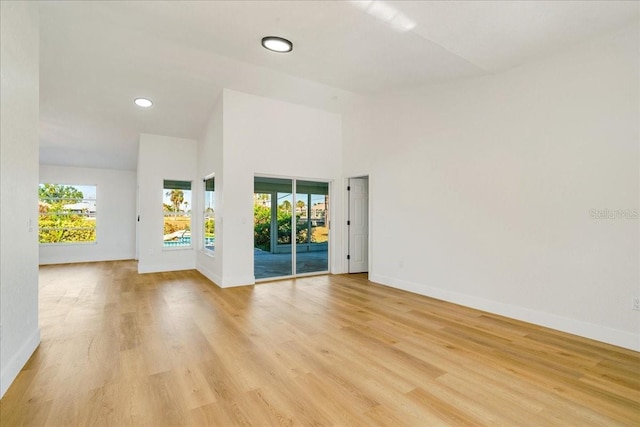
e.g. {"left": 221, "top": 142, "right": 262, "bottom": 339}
{"left": 1, "top": 260, "right": 638, "bottom": 426}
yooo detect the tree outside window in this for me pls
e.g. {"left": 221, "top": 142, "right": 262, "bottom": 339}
{"left": 38, "top": 183, "right": 97, "bottom": 244}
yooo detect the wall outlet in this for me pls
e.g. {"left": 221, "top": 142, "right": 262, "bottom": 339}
{"left": 633, "top": 297, "right": 640, "bottom": 311}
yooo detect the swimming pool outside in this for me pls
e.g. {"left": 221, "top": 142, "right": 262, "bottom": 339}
{"left": 164, "top": 236, "right": 215, "bottom": 249}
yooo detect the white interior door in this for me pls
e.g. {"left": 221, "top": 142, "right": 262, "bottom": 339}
{"left": 348, "top": 177, "right": 368, "bottom": 273}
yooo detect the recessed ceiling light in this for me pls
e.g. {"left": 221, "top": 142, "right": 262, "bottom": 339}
{"left": 261, "top": 36, "right": 293, "bottom": 53}
{"left": 134, "top": 98, "right": 153, "bottom": 108}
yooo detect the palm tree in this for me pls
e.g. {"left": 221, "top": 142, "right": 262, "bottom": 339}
{"left": 166, "top": 189, "right": 184, "bottom": 219}
{"left": 279, "top": 200, "right": 292, "bottom": 214}
{"left": 296, "top": 199, "right": 306, "bottom": 217}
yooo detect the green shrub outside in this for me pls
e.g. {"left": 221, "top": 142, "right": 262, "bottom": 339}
{"left": 38, "top": 214, "right": 95, "bottom": 243}
{"left": 204, "top": 218, "right": 215, "bottom": 238}
{"left": 254, "top": 204, "right": 315, "bottom": 251}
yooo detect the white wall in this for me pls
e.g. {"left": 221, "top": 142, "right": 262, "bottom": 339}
{"left": 196, "top": 95, "right": 224, "bottom": 285}
{"left": 0, "top": 1, "right": 40, "bottom": 398}
{"left": 39, "top": 165, "right": 136, "bottom": 264}
{"left": 216, "top": 89, "right": 343, "bottom": 287}
{"left": 343, "top": 25, "right": 640, "bottom": 350}
{"left": 137, "top": 134, "right": 198, "bottom": 273}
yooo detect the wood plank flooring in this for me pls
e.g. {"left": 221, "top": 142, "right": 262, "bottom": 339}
{"left": 1, "top": 260, "right": 638, "bottom": 425}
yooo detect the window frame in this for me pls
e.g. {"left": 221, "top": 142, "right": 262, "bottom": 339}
{"left": 203, "top": 174, "right": 216, "bottom": 254}
{"left": 162, "top": 179, "right": 193, "bottom": 250}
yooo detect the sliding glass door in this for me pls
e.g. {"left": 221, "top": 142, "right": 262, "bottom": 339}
{"left": 254, "top": 176, "right": 329, "bottom": 280}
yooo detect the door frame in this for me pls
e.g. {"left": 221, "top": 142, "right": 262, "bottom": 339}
{"left": 253, "top": 174, "right": 332, "bottom": 282}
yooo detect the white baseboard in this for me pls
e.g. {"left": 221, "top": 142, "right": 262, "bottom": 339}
{"left": 193, "top": 262, "right": 252, "bottom": 289}
{"left": 39, "top": 253, "right": 135, "bottom": 265}
{"left": 196, "top": 264, "right": 222, "bottom": 288}
{"left": 369, "top": 273, "right": 640, "bottom": 352}
{"left": 0, "top": 328, "right": 40, "bottom": 399}
{"left": 221, "top": 275, "right": 255, "bottom": 288}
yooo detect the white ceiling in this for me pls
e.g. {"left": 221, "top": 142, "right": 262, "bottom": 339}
{"left": 38, "top": 1, "right": 639, "bottom": 170}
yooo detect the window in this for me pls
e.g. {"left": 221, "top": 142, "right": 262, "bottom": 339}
{"left": 163, "top": 180, "right": 192, "bottom": 248}
{"left": 38, "top": 183, "right": 97, "bottom": 244}
{"left": 203, "top": 176, "right": 215, "bottom": 252}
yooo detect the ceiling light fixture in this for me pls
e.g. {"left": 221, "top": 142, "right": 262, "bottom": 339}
{"left": 261, "top": 36, "right": 293, "bottom": 53}
{"left": 134, "top": 98, "right": 153, "bottom": 108}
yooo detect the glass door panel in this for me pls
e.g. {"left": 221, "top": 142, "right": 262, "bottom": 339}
{"left": 254, "top": 177, "right": 293, "bottom": 279}
{"left": 296, "top": 181, "right": 329, "bottom": 274}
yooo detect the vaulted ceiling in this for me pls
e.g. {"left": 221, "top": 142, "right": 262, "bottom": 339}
{"left": 38, "top": 1, "right": 639, "bottom": 170}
